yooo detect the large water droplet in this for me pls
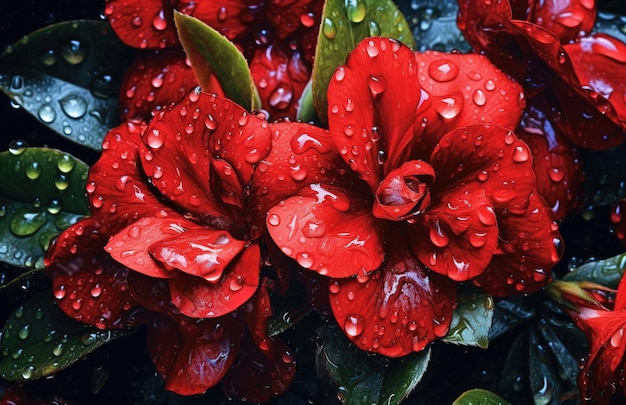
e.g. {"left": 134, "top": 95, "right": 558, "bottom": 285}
{"left": 346, "top": 0, "right": 367, "bottom": 23}
{"left": 38, "top": 103, "right": 57, "bottom": 123}
{"left": 344, "top": 313, "right": 365, "bottom": 337}
{"left": 59, "top": 94, "right": 88, "bottom": 119}
{"left": 427, "top": 59, "right": 459, "bottom": 82}
{"left": 61, "top": 39, "right": 88, "bottom": 65}
{"left": 323, "top": 18, "right": 337, "bottom": 39}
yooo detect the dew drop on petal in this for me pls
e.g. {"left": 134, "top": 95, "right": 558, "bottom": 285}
{"left": 512, "top": 145, "right": 530, "bottom": 163}
{"left": 344, "top": 313, "right": 365, "bottom": 337}
{"left": 428, "top": 59, "right": 459, "bottom": 82}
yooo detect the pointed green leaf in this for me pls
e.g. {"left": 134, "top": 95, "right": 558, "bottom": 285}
{"left": 562, "top": 252, "right": 626, "bottom": 289}
{"left": 0, "top": 291, "right": 131, "bottom": 381}
{"left": 296, "top": 79, "right": 316, "bottom": 123}
{"left": 528, "top": 328, "right": 562, "bottom": 405}
{"left": 174, "top": 11, "right": 260, "bottom": 111}
{"left": 442, "top": 291, "right": 494, "bottom": 349}
{"left": 311, "top": 0, "right": 415, "bottom": 123}
{"left": 316, "top": 323, "right": 430, "bottom": 405}
{"left": 266, "top": 293, "right": 312, "bottom": 337}
{"left": 0, "top": 147, "right": 88, "bottom": 271}
{"left": 0, "top": 21, "right": 132, "bottom": 150}
{"left": 453, "top": 389, "right": 509, "bottom": 405}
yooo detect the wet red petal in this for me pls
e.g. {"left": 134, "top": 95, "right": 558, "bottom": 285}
{"left": 473, "top": 194, "right": 561, "bottom": 296}
{"left": 329, "top": 238, "right": 456, "bottom": 357}
{"left": 45, "top": 218, "right": 138, "bottom": 329}
{"left": 0, "top": 383, "right": 79, "bottom": 405}
{"left": 139, "top": 92, "right": 271, "bottom": 222}
{"left": 150, "top": 228, "right": 246, "bottom": 281}
{"left": 119, "top": 49, "right": 198, "bottom": 122}
{"left": 327, "top": 37, "right": 424, "bottom": 190}
{"left": 517, "top": 96, "right": 585, "bottom": 220}
{"left": 266, "top": 183, "right": 384, "bottom": 278}
{"left": 127, "top": 272, "right": 173, "bottom": 314}
{"left": 415, "top": 51, "right": 525, "bottom": 137}
{"left": 249, "top": 121, "right": 358, "bottom": 235}
{"left": 529, "top": 0, "right": 596, "bottom": 43}
{"left": 266, "top": 0, "right": 319, "bottom": 39}
{"left": 88, "top": 121, "right": 166, "bottom": 233}
{"left": 221, "top": 279, "right": 295, "bottom": 402}
{"left": 147, "top": 312, "right": 244, "bottom": 396}
{"left": 168, "top": 243, "right": 261, "bottom": 318}
{"left": 249, "top": 43, "right": 311, "bottom": 120}
{"left": 105, "top": 215, "right": 184, "bottom": 279}
{"left": 410, "top": 187, "right": 499, "bottom": 281}
{"left": 429, "top": 124, "right": 536, "bottom": 211}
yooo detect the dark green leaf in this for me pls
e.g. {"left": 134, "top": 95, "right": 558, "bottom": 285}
{"left": 562, "top": 252, "right": 626, "bottom": 288}
{"left": 174, "top": 11, "right": 260, "bottom": 111}
{"left": 316, "top": 323, "right": 430, "bottom": 405}
{"left": 0, "top": 147, "right": 88, "bottom": 271}
{"left": 536, "top": 318, "right": 578, "bottom": 385}
{"left": 0, "top": 291, "right": 131, "bottom": 381}
{"left": 498, "top": 332, "right": 529, "bottom": 403}
{"left": 311, "top": 0, "right": 415, "bottom": 122}
{"left": 489, "top": 297, "right": 536, "bottom": 340}
{"left": 453, "top": 388, "right": 510, "bottom": 405}
{"left": 0, "top": 21, "right": 132, "bottom": 150}
{"left": 442, "top": 291, "right": 494, "bottom": 348}
{"left": 296, "top": 79, "right": 316, "bottom": 123}
{"left": 528, "top": 328, "right": 562, "bottom": 405}
{"left": 266, "top": 293, "right": 312, "bottom": 337}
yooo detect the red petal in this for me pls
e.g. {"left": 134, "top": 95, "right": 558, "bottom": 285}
{"left": 127, "top": 272, "right": 172, "bottom": 313}
{"left": 611, "top": 201, "right": 626, "bottom": 248}
{"left": 147, "top": 312, "right": 244, "bottom": 396}
{"left": 266, "top": 183, "right": 384, "bottom": 277}
{"left": 429, "top": 124, "right": 536, "bottom": 211}
{"left": 88, "top": 121, "right": 167, "bottom": 233}
{"left": 249, "top": 121, "right": 357, "bottom": 234}
{"left": 104, "top": 0, "right": 179, "bottom": 49}
{"left": 409, "top": 187, "right": 499, "bottom": 281}
{"left": 119, "top": 49, "right": 198, "bottom": 122}
{"left": 517, "top": 95, "right": 585, "bottom": 220}
{"left": 45, "top": 218, "right": 138, "bottom": 329}
{"left": 614, "top": 271, "right": 626, "bottom": 311}
{"left": 529, "top": 0, "right": 596, "bottom": 43}
{"left": 249, "top": 43, "right": 311, "bottom": 120}
{"left": 168, "top": 243, "right": 261, "bottom": 318}
{"left": 473, "top": 194, "right": 561, "bottom": 296}
{"left": 327, "top": 37, "right": 424, "bottom": 190}
{"left": 222, "top": 279, "right": 295, "bottom": 402}
{"left": 105, "top": 215, "right": 183, "bottom": 279}
{"left": 329, "top": 238, "right": 456, "bottom": 357}
{"left": 266, "top": 0, "right": 319, "bottom": 39}
{"left": 415, "top": 51, "right": 525, "bottom": 137}
{"left": 139, "top": 92, "right": 272, "bottom": 222}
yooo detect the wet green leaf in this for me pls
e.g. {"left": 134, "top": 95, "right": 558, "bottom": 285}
{"left": 311, "top": 0, "right": 414, "bottom": 123}
{"left": 0, "top": 147, "right": 88, "bottom": 271}
{"left": 296, "top": 79, "right": 316, "bottom": 123}
{"left": 0, "top": 21, "right": 132, "bottom": 150}
{"left": 536, "top": 318, "right": 579, "bottom": 386}
{"left": 316, "top": 323, "right": 430, "bottom": 405}
{"left": 528, "top": 328, "right": 562, "bottom": 405}
{"left": 442, "top": 291, "right": 494, "bottom": 348}
{"left": 174, "top": 11, "right": 260, "bottom": 111}
{"left": 266, "top": 294, "right": 312, "bottom": 337}
{"left": 562, "top": 252, "right": 626, "bottom": 288}
{"left": 489, "top": 297, "right": 536, "bottom": 340}
{"left": 0, "top": 291, "right": 131, "bottom": 381}
{"left": 453, "top": 388, "right": 510, "bottom": 405}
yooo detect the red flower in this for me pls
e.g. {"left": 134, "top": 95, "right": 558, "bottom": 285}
{"left": 456, "top": 0, "right": 626, "bottom": 150}
{"left": 45, "top": 92, "right": 296, "bottom": 400}
{"left": 558, "top": 276, "right": 626, "bottom": 405}
{"left": 256, "top": 37, "right": 563, "bottom": 357}
{"left": 105, "top": 0, "right": 323, "bottom": 121}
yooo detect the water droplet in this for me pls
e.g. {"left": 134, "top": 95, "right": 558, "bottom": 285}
{"left": 61, "top": 39, "right": 88, "bottom": 65}
{"left": 59, "top": 94, "right": 88, "bottom": 119}
{"left": 428, "top": 59, "right": 459, "bottom": 82}
{"left": 10, "top": 209, "right": 47, "bottom": 236}
{"left": 512, "top": 145, "right": 529, "bottom": 162}
{"left": 147, "top": 128, "right": 164, "bottom": 149}
{"left": 39, "top": 49, "right": 57, "bottom": 66}
{"left": 435, "top": 93, "right": 463, "bottom": 119}
{"left": 56, "top": 154, "right": 76, "bottom": 173}
{"left": 366, "top": 40, "right": 379, "bottom": 58}
{"left": 296, "top": 252, "right": 314, "bottom": 269}
{"left": 302, "top": 219, "right": 326, "bottom": 238}
{"left": 52, "top": 344, "right": 64, "bottom": 356}
{"left": 367, "top": 76, "right": 386, "bottom": 96}
{"left": 10, "top": 75, "right": 25, "bottom": 93}
{"left": 152, "top": 10, "right": 168, "bottom": 31}
{"left": 429, "top": 221, "right": 449, "bottom": 247}
{"left": 18, "top": 325, "right": 30, "bottom": 339}
{"left": 368, "top": 21, "right": 381, "bottom": 36}
{"left": 8, "top": 139, "right": 27, "bottom": 155}
{"left": 344, "top": 313, "right": 365, "bottom": 337}
{"left": 323, "top": 18, "right": 337, "bottom": 39}
{"left": 346, "top": 0, "right": 366, "bottom": 23}
{"left": 472, "top": 89, "right": 487, "bottom": 106}
{"left": 38, "top": 103, "right": 57, "bottom": 123}
{"left": 484, "top": 79, "right": 496, "bottom": 91}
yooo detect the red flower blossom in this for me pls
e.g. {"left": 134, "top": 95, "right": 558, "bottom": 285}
{"left": 45, "top": 92, "right": 296, "bottom": 400}
{"left": 256, "top": 37, "right": 563, "bottom": 357}
{"left": 558, "top": 276, "right": 626, "bottom": 404}
{"left": 105, "top": 0, "right": 322, "bottom": 121}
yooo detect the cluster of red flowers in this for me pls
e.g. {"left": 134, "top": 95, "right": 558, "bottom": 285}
{"left": 38, "top": 0, "right": 626, "bottom": 403}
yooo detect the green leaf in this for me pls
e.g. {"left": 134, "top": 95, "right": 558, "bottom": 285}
{"left": 453, "top": 388, "right": 510, "bottom": 405}
{"left": 311, "top": 0, "right": 415, "bottom": 123}
{"left": 316, "top": 323, "right": 430, "bottom": 405}
{"left": 296, "top": 79, "right": 316, "bottom": 123}
{"left": 266, "top": 293, "right": 312, "bottom": 337}
{"left": 442, "top": 291, "right": 494, "bottom": 349}
{"left": 0, "top": 291, "right": 131, "bottom": 381}
{"left": 0, "top": 147, "right": 88, "bottom": 271}
{"left": 528, "top": 328, "right": 562, "bottom": 405}
{"left": 0, "top": 21, "right": 132, "bottom": 150}
{"left": 174, "top": 11, "right": 261, "bottom": 111}
{"left": 562, "top": 252, "right": 626, "bottom": 288}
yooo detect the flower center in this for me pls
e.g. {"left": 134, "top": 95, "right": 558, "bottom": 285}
{"left": 372, "top": 160, "right": 435, "bottom": 221}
